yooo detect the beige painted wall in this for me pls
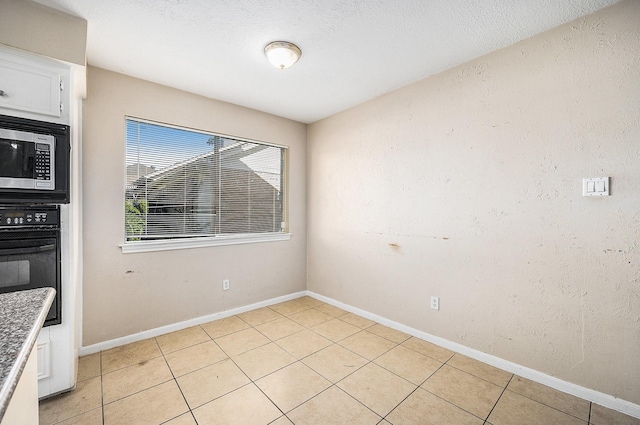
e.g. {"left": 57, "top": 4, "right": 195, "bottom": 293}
{"left": 0, "top": 0, "right": 87, "bottom": 66}
{"left": 82, "top": 66, "right": 307, "bottom": 345}
{"left": 307, "top": 1, "right": 640, "bottom": 404}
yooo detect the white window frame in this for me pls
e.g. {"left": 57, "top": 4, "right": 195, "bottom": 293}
{"left": 120, "top": 117, "right": 290, "bottom": 253}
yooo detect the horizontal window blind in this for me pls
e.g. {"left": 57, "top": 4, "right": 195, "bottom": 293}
{"left": 125, "top": 118, "right": 286, "bottom": 242}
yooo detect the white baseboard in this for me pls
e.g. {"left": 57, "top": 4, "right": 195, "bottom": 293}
{"left": 79, "top": 289, "right": 639, "bottom": 419}
{"left": 78, "top": 291, "right": 306, "bottom": 355}
{"left": 306, "top": 290, "right": 640, "bottom": 420}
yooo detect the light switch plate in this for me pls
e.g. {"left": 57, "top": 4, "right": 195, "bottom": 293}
{"left": 583, "top": 177, "right": 609, "bottom": 197}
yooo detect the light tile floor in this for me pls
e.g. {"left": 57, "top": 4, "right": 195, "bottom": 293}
{"left": 39, "top": 296, "right": 640, "bottom": 425}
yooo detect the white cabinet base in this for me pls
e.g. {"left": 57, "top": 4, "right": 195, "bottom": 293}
{"left": 1, "top": 346, "right": 39, "bottom": 425}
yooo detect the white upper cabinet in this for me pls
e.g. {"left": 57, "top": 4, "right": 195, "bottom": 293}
{"left": 0, "top": 59, "right": 61, "bottom": 117}
{"left": 0, "top": 47, "right": 70, "bottom": 124}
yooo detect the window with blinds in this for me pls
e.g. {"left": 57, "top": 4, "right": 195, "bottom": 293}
{"left": 125, "top": 118, "right": 286, "bottom": 242}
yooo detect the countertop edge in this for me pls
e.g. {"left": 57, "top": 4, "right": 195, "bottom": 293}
{"left": 0, "top": 288, "right": 56, "bottom": 422}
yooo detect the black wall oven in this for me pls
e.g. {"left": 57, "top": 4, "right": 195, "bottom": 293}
{"left": 0, "top": 205, "right": 61, "bottom": 326}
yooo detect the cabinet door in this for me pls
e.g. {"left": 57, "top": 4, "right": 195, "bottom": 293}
{"left": 0, "top": 346, "right": 39, "bottom": 425}
{"left": 0, "top": 58, "right": 62, "bottom": 118}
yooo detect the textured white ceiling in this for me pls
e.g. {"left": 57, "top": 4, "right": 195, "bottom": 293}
{"left": 37, "top": 0, "right": 620, "bottom": 123}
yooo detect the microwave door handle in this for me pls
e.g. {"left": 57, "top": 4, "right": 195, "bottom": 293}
{"left": 0, "top": 244, "right": 55, "bottom": 256}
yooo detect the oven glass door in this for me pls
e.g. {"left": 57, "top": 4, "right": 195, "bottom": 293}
{"left": 0, "top": 236, "right": 60, "bottom": 324}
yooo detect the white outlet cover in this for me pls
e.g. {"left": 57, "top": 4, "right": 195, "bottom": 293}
{"left": 430, "top": 296, "right": 440, "bottom": 311}
{"left": 583, "top": 177, "right": 609, "bottom": 197}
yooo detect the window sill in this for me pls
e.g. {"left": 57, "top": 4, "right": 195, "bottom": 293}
{"left": 120, "top": 233, "right": 292, "bottom": 254}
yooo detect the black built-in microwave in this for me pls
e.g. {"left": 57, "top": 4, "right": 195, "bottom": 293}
{"left": 0, "top": 114, "right": 70, "bottom": 204}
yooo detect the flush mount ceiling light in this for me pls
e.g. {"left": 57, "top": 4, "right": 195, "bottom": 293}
{"left": 264, "top": 41, "right": 302, "bottom": 69}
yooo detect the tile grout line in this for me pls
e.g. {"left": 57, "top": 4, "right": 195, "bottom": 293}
{"left": 504, "top": 378, "right": 593, "bottom": 422}
{"left": 224, "top": 317, "right": 298, "bottom": 423}
{"left": 397, "top": 353, "right": 505, "bottom": 423}
{"left": 403, "top": 358, "right": 505, "bottom": 422}
{"left": 52, "top": 355, "right": 103, "bottom": 425}
{"left": 327, "top": 382, "right": 385, "bottom": 422}
{"left": 380, "top": 360, "right": 448, "bottom": 423}
{"left": 46, "top": 356, "right": 104, "bottom": 425}
{"left": 165, "top": 310, "right": 318, "bottom": 418}
{"left": 230, "top": 303, "right": 389, "bottom": 423}
{"left": 154, "top": 334, "right": 196, "bottom": 424}
{"left": 62, "top": 298, "right": 630, "bottom": 425}
{"left": 439, "top": 354, "right": 593, "bottom": 423}
{"left": 252, "top": 331, "right": 353, "bottom": 421}
{"left": 54, "top": 303, "right": 472, "bottom": 424}
{"left": 442, "top": 364, "right": 515, "bottom": 391}
{"left": 170, "top": 316, "right": 306, "bottom": 421}
{"left": 101, "top": 341, "right": 175, "bottom": 406}
{"left": 103, "top": 330, "right": 461, "bottom": 425}
{"left": 100, "top": 338, "right": 194, "bottom": 423}
{"left": 247, "top": 305, "right": 339, "bottom": 417}
{"left": 183, "top": 325, "right": 265, "bottom": 415}
{"left": 247, "top": 305, "right": 455, "bottom": 423}
{"left": 396, "top": 337, "right": 456, "bottom": 364}
{"left": 299, "top": 321, "right": 443, "bottom": 423}
{"left": 100, "top": 351, "right": 105, "bottom": 425}
{"left": 483, "top": 373, "right": 514, "bottom": 422}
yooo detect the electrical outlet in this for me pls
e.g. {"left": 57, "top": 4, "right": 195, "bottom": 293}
{"left": 430, "top": 296, "right": 439, "bottom": 311}
{"left": 223, "top": 279, "right": 230, "bottom": 291}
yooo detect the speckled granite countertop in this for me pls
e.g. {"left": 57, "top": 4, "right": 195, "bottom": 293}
{"left": 0, "top": 288, "right": 55, "bottom": 422}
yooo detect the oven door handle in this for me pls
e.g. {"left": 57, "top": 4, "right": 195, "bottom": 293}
{"left": 0, "top": 244, "right": 56, "bottom": 256}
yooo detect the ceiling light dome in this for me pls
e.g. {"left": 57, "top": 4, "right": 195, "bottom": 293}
{"left": 264, "top": 41, "right": 302, "bottom": 69}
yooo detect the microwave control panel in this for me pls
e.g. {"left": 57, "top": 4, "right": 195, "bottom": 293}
{"left": 35, "top": 143, "right": 52, "bottom": 181}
